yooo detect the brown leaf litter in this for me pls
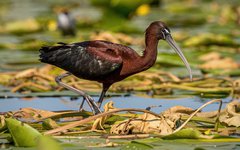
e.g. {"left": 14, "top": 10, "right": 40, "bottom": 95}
{"left": 0, "top": 65, "right": 238, "bottom": 97}
{"left": 1, "top": 100, "right": 240, "bottom": 137}
{"left": 199, "top": 52, "right": 239, "bottom": 70}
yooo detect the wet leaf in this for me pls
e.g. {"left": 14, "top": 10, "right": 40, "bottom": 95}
{"left": 5, "top": 118, "right": 42, "bottom": 147}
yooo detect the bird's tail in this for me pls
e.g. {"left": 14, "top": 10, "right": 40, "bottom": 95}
{"left": 39, "top": 43, "right": 67, "bottom": 64}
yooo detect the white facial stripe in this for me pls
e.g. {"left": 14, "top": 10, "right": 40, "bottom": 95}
{"left": 161, "top": 28, "right": 170, "bottom": 40}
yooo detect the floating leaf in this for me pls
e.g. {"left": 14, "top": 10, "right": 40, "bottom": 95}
{"left": 37, "top": 136, "right": 63, "bottom": 150}
{"left": 184, "top": 33, "right": 236, "bottom": 47}
{"left": 2, "top": 18, "right": 41, "bottom": 35}
{"left": 5, "top": 118, "right": 42, "bottom": 147}
{"left": 162, "top": 128, "right": 213, "bottom": 140}
{"left": 121, "top": 141, "right": 153, "bottom": 150}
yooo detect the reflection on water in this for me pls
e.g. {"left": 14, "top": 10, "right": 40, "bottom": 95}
{"left": 0, "top": 95, "right": 229, "bottom": 113}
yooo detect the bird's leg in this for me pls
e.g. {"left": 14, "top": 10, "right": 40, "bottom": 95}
{"left": 79, "top": 97, "right": 86, "bottom": 111}
{"left": 55, "top": 72, "right": 102, "bottom": 114}
{"left": 97, "top": 84, "right": 111, "bottom": 108}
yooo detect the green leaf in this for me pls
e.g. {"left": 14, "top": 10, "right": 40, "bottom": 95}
{"left": 37, "top": 136, "right": 63, "bottom": 150}
{"left": 42, "top": 118, "right": 59, "bottom": 130}
{"left": 121, "top": 141, "right": 153, "bottom": 150}
{"left": 162, "top": 128, "right": 211, "bottom": 140}
{"left": 5, "top": 118, "right": 42, "bottom": 147}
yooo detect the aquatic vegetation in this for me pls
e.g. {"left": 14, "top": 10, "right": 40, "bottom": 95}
{"left": 0, "top": 65, "right": 238, "bottom": 98}
{"left": 1, "top": 100, "right": 240, "bottom": 149}
{"left": 0, "top": 18, "right": 42, "bottom": 35}
{"left": 0, "top": 0, "right": 239, "bottom": 149}
{"left": 183, "top": 33, "right": 238, "bottom": 47}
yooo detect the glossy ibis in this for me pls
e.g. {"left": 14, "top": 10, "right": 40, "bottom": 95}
{"left": 57, "top": 10, "right": 76, "bottom": 36}
{"left": 39, "top": 21, "right": 192, "bottom": 114}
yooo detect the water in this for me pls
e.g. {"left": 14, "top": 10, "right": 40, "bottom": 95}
{"left": 0, "top": 95, "right": 229, "bottom": 113}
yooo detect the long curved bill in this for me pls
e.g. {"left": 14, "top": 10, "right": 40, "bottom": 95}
{"left": 165, "top": 34, "right": 192, "bottom": 81}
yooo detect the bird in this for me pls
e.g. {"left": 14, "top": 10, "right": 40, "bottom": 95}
{"left": 39, "top": 21, "right": 192, "bottom": 114}
{"left": 57, "top": 9, "right": 76, "bottom": 36}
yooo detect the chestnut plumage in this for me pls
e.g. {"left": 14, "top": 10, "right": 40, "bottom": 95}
{"left": 39, "top": 21, "right": 192, "bottom": 114}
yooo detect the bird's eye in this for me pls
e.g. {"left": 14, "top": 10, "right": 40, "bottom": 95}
{"left": 162, "top": 28, "right": 170, "bottom": 34}
{"left": 161, "top": 28, "right": 170, "bottom": 39}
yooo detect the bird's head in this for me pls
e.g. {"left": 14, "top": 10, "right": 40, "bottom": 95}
{"left": 146, "top": 21, "right": 192, "bottom": 81}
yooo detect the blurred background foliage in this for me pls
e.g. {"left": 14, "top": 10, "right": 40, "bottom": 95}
{"left": 0, "top": 0, "right": 239, "bottom": 77}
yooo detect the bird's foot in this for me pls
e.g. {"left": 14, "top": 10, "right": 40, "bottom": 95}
{"left": 86, "top": 96, "right": 102, "bottom": 115}
{"left": 79, "top": 96, "right": 102, "bottom": 115}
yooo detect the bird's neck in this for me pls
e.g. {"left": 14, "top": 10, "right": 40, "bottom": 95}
{"left": 139, "top": 34, "right": 159, "bottom": 71}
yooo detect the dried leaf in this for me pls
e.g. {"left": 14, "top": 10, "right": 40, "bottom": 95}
{"left": 13, "top": 108, "right": 58, "bottom": 121}
{"left": 195, "top": 111, "right": 219, "bottom": 118}
{"left": 219, "top": 101, "right": 240, "bottom": 127}
{"left": 92, "top": 101, "right": 116, "bottom": 130}
{"left": 200, "top": 57, "right": 239, "bottom": 70}
{"left": 110, "top": 113, "right": 176, "bottom": 135}
{"left": 14, "top": 68, "right": 37, "bottom": 79}
{"left": 90, "top": 31, "right": 135, "bottom": 45}
{"left": 162, "top": 106, "right": 195, "bottom": 115}
{"left": 0, "top": 115, "right": 7, "bottom": 132}
{"left": 199, "top": 52, "right": 221, "bottom": 61}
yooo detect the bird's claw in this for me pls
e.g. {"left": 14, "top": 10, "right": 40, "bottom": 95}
{"left": 79, "top": 96, "right": 102, "bottom": 115}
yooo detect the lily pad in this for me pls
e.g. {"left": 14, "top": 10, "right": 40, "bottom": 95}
{"left": 121, "top": 141, "right": 153, "bottom": 150}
